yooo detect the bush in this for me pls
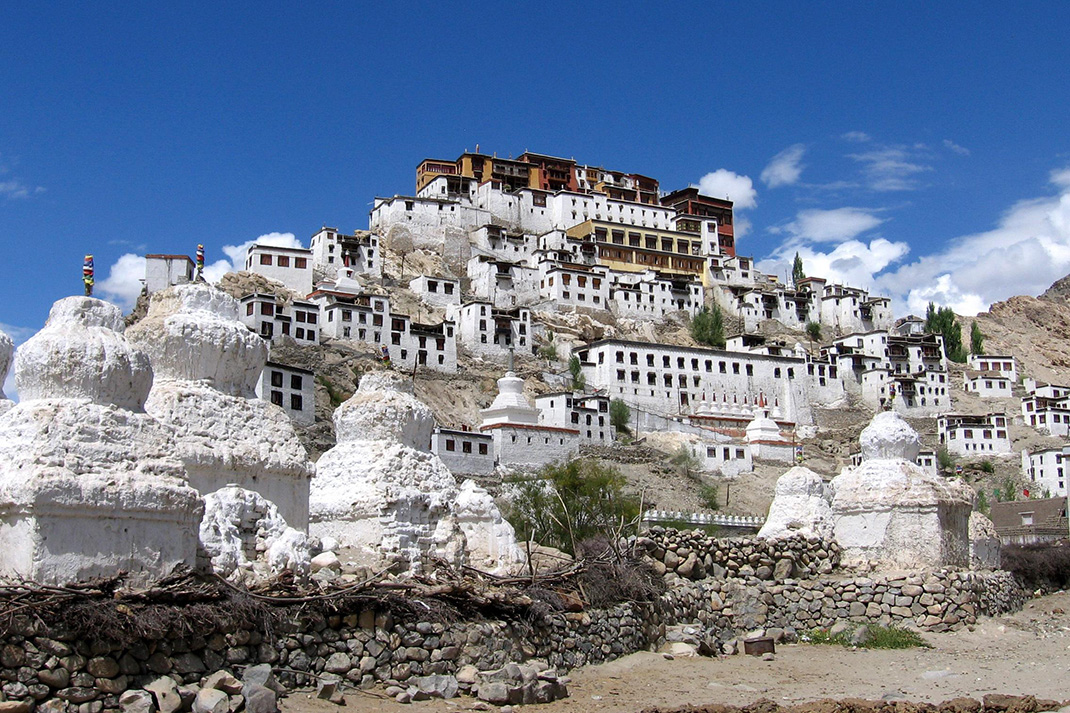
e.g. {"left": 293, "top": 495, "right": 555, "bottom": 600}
{"left": 804, "top": 625, "right": 929, "bottom": 649}
{"left": 691, "top": 306, "right": 726, "bottom": 349}
{"left": 502, "top": 459, "right": 640, "bottom": 556}
{"left": 568, "top": 355, "right": 586, "bottom": 390}
{"left": 937, "top": 447, "right": 955, "bottom": 471}
{"left": 699, "top": 483, "right": 720, "bottom": 511}
{"left": 979, "top": 459, "right": 995, "bottom": 474}
{"left": 609, "top": 398, "right": 631, "bottom": 434}
{"left": 538, "top": 344, "right": 558, "bottom": 361}
{"left": 1001, "top": 541, "right": 1070, "bottom": 591}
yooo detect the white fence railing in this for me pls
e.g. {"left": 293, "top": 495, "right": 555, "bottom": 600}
{"left": 642, "top": 509, "right": 765, "bottom": 528}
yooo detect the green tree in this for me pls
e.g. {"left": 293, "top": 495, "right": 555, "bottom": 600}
{"left": 792, "top": 252, "right": 806, "bottom": 286}
{"left": 970, "top": 321, "right": 984, "bottom": 356}
{"left": 805, "top": 320, "right": 822, "bottom": 352}
{"left": 691, "top": 306, "right": 726, "bottom": 348}
{"left": 975, "top": 488, "right": 989, "bottom": 515}
{"left": 568, "top": 355, "right": 586, "bottom": 390}
{"left": 925, "top": 302, "right": 968, "bottom": 363}
{"left": 609, "top": 398, "right": 631, "bottom": 434}
{"left": 502, "top": 459, "right": 640, "bottom": 555}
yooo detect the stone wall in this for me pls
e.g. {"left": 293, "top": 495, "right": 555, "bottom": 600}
{"left": 634, "top": 529, "right": 841, "bottom": 580}
{"left": 0, "top": 535, "right": 1027, "bottom": 712}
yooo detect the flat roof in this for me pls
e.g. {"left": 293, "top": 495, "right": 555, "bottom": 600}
{"left": 264, "top": 361, "right": 314, "bottom": 375}
{"left": 146, "top": 254, "right": 193, "bottom": 262}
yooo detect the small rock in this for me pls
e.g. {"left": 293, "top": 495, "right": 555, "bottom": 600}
{"left": 145, "top": 677, "right": 182, "bottom": 713}
{"left": 0, "top": 703, "right": 32, "bottom": 713}
{"left": 192, "top": 688, "right": 229, "bottom": 713}
{"left": 324, "top": 653, "right": 351, "bottom": 675}
{"left": 203, "top": 672, "right": 243, "bottom": 696}
{"left": 394, "top": 690, "right": 412, "bottom": 704}
{"left": 477, "top": 682, "right": 510, "bottom": 705}
{"left": 761, "top": 652, "right": 775, "bottom": 661}
{"left": 118, "top": 690, "right": 154, "bottom": 713}
{"left": 316, "top": 676, "right": 345, "bottom": 705}
{"left": 243, "top": 685, "right": 278, "bottom": 713}
{"left": 242, "top": 665, "right": 284, "bottom": 695}
{"left": 310, "top": 552, "right": 341, "bottom": 572}
{"left": 410, "top": 674, "right": 458, "bottom": 699}
{"left": 86, "top": 658, "right": 121, "bottom": 679}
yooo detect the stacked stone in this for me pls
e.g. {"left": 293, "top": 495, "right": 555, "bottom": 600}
{"left": 0, "top": 567, "right": 1025, "bottom": 711}
{"left": 632, "top": 529, "right": 841, "bottom": 581}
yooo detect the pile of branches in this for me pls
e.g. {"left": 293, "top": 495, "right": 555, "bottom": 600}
{"left": 0, "top": 547, "right": 664, "bottom": 645}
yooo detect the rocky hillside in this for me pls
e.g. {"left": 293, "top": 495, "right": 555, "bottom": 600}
{"left": 972, "top": 274, "right": 1070, "bottom": 385}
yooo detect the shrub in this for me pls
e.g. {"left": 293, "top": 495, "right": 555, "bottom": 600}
{"left": 609, "top": 398, "right": 631, "bottom": 434}
{"left": 538, "top": 344, "right": 558, "bottom": 361}
{"left": 804, "top": 625, "right": 928, "bottom": 649}
{"left": 691, "top": 306, "right": 726, "bottom": 349}
{"left": 568, "top": 355, "right": 586, "bottom": 391}
{"left": 502, "top": 459, "right": 640, "bottom": 556}
{"left": 937, "top": 447, "right": 955, "bottom": 471}
{"left": 1001, "top": 541, "right": 1070, "bottom": 591}
{"left": 699, "top": 483, "right": 720, "bottom": 511}
{"left": 980, "top": 459, "right": 995, "bottom": 474}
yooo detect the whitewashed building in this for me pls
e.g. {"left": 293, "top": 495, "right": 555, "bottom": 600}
{"left": 409, "top": 275, "right": 461, "bottom": 308}
{"left": 309, "top": 227, "right": 378, "bottom": 279}
{"left": 1022, "top": 447, "right": 1070, "bottom": 497}
{"left": 969, "top": 355, "right": 1017, "bottom": 382}
{"left": 467, "top": 256, "right": 539, "bottom": 308}
{"left": 450, "top": 301, "right": 532, "bottom": 358}
{"left": 145, "top": 254, "right": 195, "bottom": 295}
{"left": 238, "top": 294, "right": 320, "bottom": 346}
{"left": 246, "top": 244, "right": 314, "bottom": 296}
{"left": 312, "top": 289, "right": 457, "bottom": 373}
{"left": 533, "top": 392, "right": 614, "bottom": 444}
{"left": 538, "top": 262, "right": 610, "bottom": 312}
{"left": 607, "top": 270, "right": 703, "bottom": 320}
{"left": 573, "top": 338, "right": 845, "bottom": 427}
{"left": 938, "top": 413, "right": 1011, "bottom": 456}
{"left": 430, "top": 426, "right": 494, "bottom": 476}
{"left": 256, "top": 361, "right": 315, "bottom": 426}
{"left": 964, "top": 370, "right": 1013, "bottom": 398}
{"left": 828, "top": 331, "right": 950, "bottom": 416}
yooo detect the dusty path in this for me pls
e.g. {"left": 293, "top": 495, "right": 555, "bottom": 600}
{"left": 282, "top": 593, "right": 1070, "bottom": 713}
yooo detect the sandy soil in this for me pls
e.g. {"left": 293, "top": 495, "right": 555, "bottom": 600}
{"left": 280, "top": 592, "right": 1070, "bottom": 713}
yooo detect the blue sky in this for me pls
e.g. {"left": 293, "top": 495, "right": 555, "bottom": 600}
{"left": 3, "top": 2, "right": 1070, "bottom": 361}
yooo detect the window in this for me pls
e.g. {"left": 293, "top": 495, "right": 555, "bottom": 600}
{"left": 478, "top": 443, "right": 488, "bottom": 455}
{"left": 462, "top": 441, "right": 472, "bottom": 454}
{"left": 290, "top": 374, "right": 302, "bottom": 390}
{"left": 270, "top": 391, "right": 282, "bottom": 406}
{"left": 277, "top": 255, "right": 290, "bottom": 268}
{"left": 260, "top": 303, "right": 274, "bottom": 316}
{"left": 445, "top": 439, "right": 456, "bottom": 452}
{"left": 270, "top": 371, "right": 283, "bottom": 387}
{"left": 295, "top": 257, "right": 307, "bottom": 269}
{"left": 290, "top": 394, "right": 303, "bottom": 411}
{"left": 259, "top": 254, "right": 272, "bottom": 266}
{"left": 246, "top": 303, "right": 254, "bottom": 316}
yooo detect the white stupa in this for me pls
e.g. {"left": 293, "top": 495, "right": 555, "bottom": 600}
{"left": 310, "top": 371, "right": 522, "bottom": 574}
{"left": 757, "top": 466, "right": 834, "bottom": 541}
{"left": 0, "top": 329, "right": 13, "bottom": 417}
{"left": 829, "top": 411, "right": 974, "bottom": 570}
{"left": 0, "top": 297, "right": 203, "bottom": 584}
{"left": 480, "top": 369, "right": 539, "bottom": 427}
{"left": 126, "top": 284, "right": 314, "bottom": 528}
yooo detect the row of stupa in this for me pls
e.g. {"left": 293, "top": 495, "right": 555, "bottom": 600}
{"left": 0, "top": 284, "right": 522, "bottom": 585}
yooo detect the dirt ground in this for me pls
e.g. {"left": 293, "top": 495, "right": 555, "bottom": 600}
{"left": 280, "top": 592, "right": 1070, "bottom": 713}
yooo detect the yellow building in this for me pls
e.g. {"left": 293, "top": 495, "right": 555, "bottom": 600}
{"left": 564, "top": 220, "right": 706, "bottom": 279}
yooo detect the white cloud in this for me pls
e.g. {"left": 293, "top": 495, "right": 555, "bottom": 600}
{"left": 0, "top": 180, "right": 44, "bottom": 200}
{"left": 202, "top": 231, "right": 304, "bottom": 283}
{"left": 775, "top": 207, "right": 886, "bottom": 244}
{"left": 697, "top": 169, "right": 757, "bottom": 210}
{"left": 876, "top": 170, "right": 1070, "bottom": 315}
{"left": 98, "top": 253, "right": 147, "bottom": 311}
{"left": 761, "top": 144, "right": 806, "bottom": 188}
{"left": 943, "top": 139, "right": 970, "bottom": 156}
{"left": 759, "top": 237, "right": 910, "bottom": 293}
{"left": 847, "top": 146, "right": 932, "bottom": 191}
{"left": 841, "top": 131, "right": 871, "bottom": 143}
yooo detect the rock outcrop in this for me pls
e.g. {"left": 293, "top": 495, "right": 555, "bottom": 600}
{"left": 310, "top": 372, "right": 522, "bottom": 574}
{"left": 0, "top": 297, "right": 202, "bottom": 584}
{"left": 127, "top": 284, "right": 314, "bottom": 528}
{"left": 757, "top": 466, "right": 834, "bottom": 541}
{"left": 830, "top": 411, "right": 975, "bottom": 570}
